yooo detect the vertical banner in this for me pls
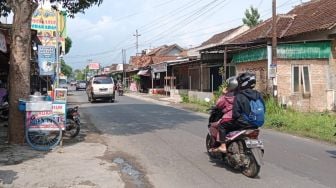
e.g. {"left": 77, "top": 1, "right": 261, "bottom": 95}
{"left": 32, "top": 7, "right": 67, "bottom": 54}
{"left": 38, "top": 45, "right": 56, "bottom": 76}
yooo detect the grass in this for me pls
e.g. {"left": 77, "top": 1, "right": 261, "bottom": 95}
{"left": 265, "top": 97, "right": 336, "bottom": 144}
{"left": 180, "top": 94, "right": 336, "bottom": 144}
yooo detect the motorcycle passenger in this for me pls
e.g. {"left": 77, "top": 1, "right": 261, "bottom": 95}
{"left": 232, "top": 72, "right": 265, "bottom": 127}
{"left": 209, "top": 76, "right": 238, "bottom": 153}
{"left": 215, "top": 72, "right": 265, "bottom": 153}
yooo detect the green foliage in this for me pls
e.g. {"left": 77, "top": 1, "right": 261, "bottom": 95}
{"left": 65, "top": 37, "right": 72, "bottom": 55}
{"left": 1, "top": 0, "right": 103, "bottom": 18}
{"left": 242, "top": 6, "right": 262, "bottom": 27}
{"left": 265, "top": 98, "right": 336, "bottom": 144}
{"left": 61, "top": 59, "right": 72, "bottom": 77}
{"left": 180, "top": 93, "right": 189, "bottom": 103}
{"left": 74, "top": 69, "right": 85, "bottom": 80}
{"left": 131, "top": 74, "right": 141, "bottom": 84}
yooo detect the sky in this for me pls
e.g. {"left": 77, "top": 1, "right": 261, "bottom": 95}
{"left": 18, "top": 0, "right": 311, "bottom": 70}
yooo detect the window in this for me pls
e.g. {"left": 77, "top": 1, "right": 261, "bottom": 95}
{"left": 93, "top": 77, "right": 113, "bottom": 84}
{"left": 292, "top": 65, "right": 311, "bottom": 94}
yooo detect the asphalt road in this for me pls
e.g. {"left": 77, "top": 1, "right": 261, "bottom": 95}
{"left": 71, "top": 90, "right": 336, "bottom": 188}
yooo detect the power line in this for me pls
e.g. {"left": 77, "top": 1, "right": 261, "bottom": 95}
{"left": 142, "top": 0, "right": 228, "bottom": 45}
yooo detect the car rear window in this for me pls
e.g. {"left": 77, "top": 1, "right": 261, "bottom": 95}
{"left": 59, "top": 79, "right": 67, "bottom": 84}
{"left": 93, "top": 77, "right": 113, "bottom": 84}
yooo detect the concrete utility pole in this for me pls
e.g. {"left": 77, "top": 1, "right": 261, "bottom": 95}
{"left": 272, "top": 0, "right": 278, "bottom": 97}
{"left": 133, "top": 29, "right": 141, "bottom": 55}
{"left": 122, "top": 49, "right": 127, "bottom": 86}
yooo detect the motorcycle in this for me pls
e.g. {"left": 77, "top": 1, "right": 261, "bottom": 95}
{"left": 0, "top": 88, "right": 8, "bottom": 121}
{"left": 65, "top": 106, "right": 80, "bottom": 138}
{"left": 205, "top": 106, "right": 264, "bottom": 178}
{"left": 117, "top": 84, "right": 123, "bottom": 96}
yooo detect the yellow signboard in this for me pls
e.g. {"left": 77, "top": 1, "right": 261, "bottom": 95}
{"left": 32, "top": 7, "right": 67, "bottom": 54}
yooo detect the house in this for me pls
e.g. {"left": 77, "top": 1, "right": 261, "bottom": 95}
{"left": 128, "top": 44, "right": 184, "bottom": 93}
{"left": 201, "top": 0, "right": 336, "bottom": 111}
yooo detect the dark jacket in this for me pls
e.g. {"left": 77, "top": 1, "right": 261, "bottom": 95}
{"left": 232, "top": 89, "right": 265, "bottom": 126}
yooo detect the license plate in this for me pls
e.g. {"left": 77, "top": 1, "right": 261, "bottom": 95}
{"left": 245, "top": 139, "right": 263, "bottom": 148}
{"left": 99, "top": 88, "right": 107, "bottom": 91}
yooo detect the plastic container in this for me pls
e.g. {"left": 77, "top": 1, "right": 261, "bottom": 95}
{"left": 18, "top": 99, "right": 26, "bottom": 112}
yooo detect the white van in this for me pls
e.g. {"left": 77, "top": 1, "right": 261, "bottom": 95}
{"left": 86, "top": 75, "right": 115, "bottom": 103}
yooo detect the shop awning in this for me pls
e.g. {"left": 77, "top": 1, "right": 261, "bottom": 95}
{"left": 137, "top": 69, "right": 151, "bottom": 76}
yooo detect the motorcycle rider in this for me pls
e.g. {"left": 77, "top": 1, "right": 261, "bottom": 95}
{"left": 214, "top": 72, "right": 265, "bottom": 153}
{"left": 209, "top": 76, "right": 238, "bottom": 153}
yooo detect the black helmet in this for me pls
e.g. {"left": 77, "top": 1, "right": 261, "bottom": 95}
{"left": 225, "top": 76, "right": 238, "bottom": 91}
{"left": 237, "top": 72, "right": 256, "bottom": 90}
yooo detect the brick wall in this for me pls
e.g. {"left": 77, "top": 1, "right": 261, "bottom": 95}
{"left": 236, "top": 61, "right": 268, "bottom": 93}
{"left": 277, "top": 59, "right": 329, "bottom": 112}
{"left": 236, "top": 59, "right": 330, "bottom": 112}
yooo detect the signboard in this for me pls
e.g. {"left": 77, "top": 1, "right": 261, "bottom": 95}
{"left": 89, "top": 63, "right": 100, "bottom": 70}
{"left": 103, "top": 67, "right": 110, "bottom": 74}
{"left": 32, "top": 7, "right": 67, "bottom": 54}
{"left": 38, "top": 45, "right": 55, "bottom": 76}
{"left": 269, "top": 64, "right": 277, "bottom": 78}
{"left": 151, "top": 63, "right": 167, "bottom": 73}
{"left": 116, "top": 64, "right": 123, "bottom": 71}
{"left": 0, "top": 32, "right": 7, "bottom": 53}
{"left": 54, "top": 88, "right": 67, "bottom": 102}
{"left": 32, "top": 8, "right": 57, "bottom": 31}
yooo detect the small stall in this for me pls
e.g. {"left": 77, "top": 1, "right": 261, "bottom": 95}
{"left": 21, "top": 88, "right": 67, "bottom": 151}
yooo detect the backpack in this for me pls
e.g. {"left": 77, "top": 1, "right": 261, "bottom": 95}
{"left": 243, "top": 97, "right": 265, "bottom": 127}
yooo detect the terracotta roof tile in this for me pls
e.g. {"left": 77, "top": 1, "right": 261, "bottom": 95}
{"left": 200, "top": 26, "right": 241, "bottom": 46}
{"left": 231, "top": 0, "right": 336, "bottom": 44}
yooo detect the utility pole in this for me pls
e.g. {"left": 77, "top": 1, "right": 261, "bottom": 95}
{"left": 122, "top": 49, "right": 127, "bottom": 86}
{"left": 133, "top": 29, "right": 141, "bottom": 55}
{"left": 272, "top": 0, "right": 278, "bottom": 97}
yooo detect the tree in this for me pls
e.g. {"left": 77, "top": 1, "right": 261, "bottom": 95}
{"left": 1, "top": 0, "right": 103, "bottom": 144}
{"left": 61, "top": 59, "right": 72, "bottom": 77}
{"left": 242, "top": 6, "right": 262, "bottom": 27}
{"left": 65, "top": 36, "right": 72, "bottom": 54}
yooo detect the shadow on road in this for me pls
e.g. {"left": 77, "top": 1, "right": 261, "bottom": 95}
{"left": 0, "top": 170, "right": 17, "bottom": 184}
{"left": 326, "top": 150, "right": 336, "bottom": 158}
{"left": 81, "top": 103, "right": 206, "bottom": 136}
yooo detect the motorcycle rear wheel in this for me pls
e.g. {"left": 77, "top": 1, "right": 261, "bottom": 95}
{"left": 242, "top": 153, "right": 260, "bottom": 178}
{"left": 65, "top": 118, "right": 80, "bottom": 138}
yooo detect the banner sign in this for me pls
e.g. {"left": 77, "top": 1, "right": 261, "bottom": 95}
{"left": 38, "top": 45, "right": 55, "bottom": 76}
{"left": 32, "top": 8, "right": 57, "bottom": 31}
{"left": 89, "top": 63, "right": 100, "bottom": 70}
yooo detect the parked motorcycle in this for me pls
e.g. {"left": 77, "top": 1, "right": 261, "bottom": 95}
{"left": 0, "top": 88, "right": 8, "bottom": 121}
{"left": 205, "top": 106, "right": 264, "bottom": 178}
{"left": 65, "top": 106, "right": 80, "bottom": 138}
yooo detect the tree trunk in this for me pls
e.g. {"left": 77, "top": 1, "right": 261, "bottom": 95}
{"left": 8, "top": 0, "right": 37, "bottom": 144}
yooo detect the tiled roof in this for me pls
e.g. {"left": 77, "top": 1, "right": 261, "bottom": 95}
{"left": 231, "top": 0, "right": 336, "bottom": 44}
{"left": 147, "top": 44, "right": 183, "bottom": 56}
{"left": 151, "top": 56, "right": 177, "bottom": 64}
{"left": 200, "top": 26, "right": 242, "bottom": 46}
{"left": 129, "top": 55, "right": 177, "bottom": 69}
{"left": 129, "top": 56, "right": 152, "bottom": 68}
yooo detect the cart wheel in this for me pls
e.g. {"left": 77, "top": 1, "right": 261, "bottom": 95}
{"left": 26, "top": 117, "right": 62, "bottom": 151}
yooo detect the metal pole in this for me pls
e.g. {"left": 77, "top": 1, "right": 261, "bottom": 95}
{"left": 211, "top": 74, "right": 214, "bottom": 93}
{"left": 272, "top": 0, "right": 278, "bottom": 97}
{"left": 165, "top": 71, "right": 168, "bottom": 96}
{"left": 55, "top": 10, "right": 60, "bottom": 88}
{"left": 200, "top": 63, "right": 203, "bottom": 92}
{"left": 189, "top": 76, "right": 191, "bottom": 91}
{"left": 133, "top": 30, "right": 141, "bottom": 55}
{"left": 223, "top": 46, "right": 227, "bottom": 82}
